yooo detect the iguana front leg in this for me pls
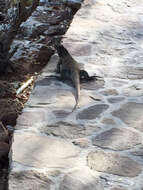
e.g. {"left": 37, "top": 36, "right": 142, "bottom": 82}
{"left": 56, "top": 59, "right": 62, "bottom": 74}
{"left": 56, "top": 59, "right": 72, "bottom": 80}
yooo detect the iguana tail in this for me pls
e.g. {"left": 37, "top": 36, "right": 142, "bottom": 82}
{"left": 71, "top": 70, "right": 80, "bottom": 112}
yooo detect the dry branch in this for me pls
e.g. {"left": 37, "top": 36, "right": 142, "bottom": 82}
{"left": 16, "top": 76, "right": 34, "bottom": 95}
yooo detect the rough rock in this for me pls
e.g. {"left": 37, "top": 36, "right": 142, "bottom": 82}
{"left": 111, "top": 188, "right": 128, "bottom": 190}
{"left": 12, "top": 132, "right": 80, "bottom": 169}
{"left": 101, "top": 118, "right": 116, "bottom": 125}
{"left": 81, "top": 79, "right": 105, "bottom": 90}
{"left": 64, "top": 43, "right": 92, "bottom": 56}
{"left": 92, "top": 128, "right": 142, "bottom": 150}
{"left": 112, "top": 102, "right": 143, "bottom": 131}
{"left": 59, "top": 168, "right": 104, "bottom": 190}
{"left": 72, "top": 138, "right": 91, "bottom": 148}
{"left": 87, "top": 150, "right": 142, "bottom": 177}
{"left": 77, "top": 104, "right": 109, "bottom": 120}
{"left": 8, "top": 0, "right": 143, "bottom": 189}
{"left": 27, "top": 86, "right": 58, "bottom": 106}
{"left": 16, "top": 108, "right": 47, "bottom": 128}
{"left": 121, "top": 85, "right": 143, "bottom": 97}
{"left": 107, "top": 97, "right": 125, "bottom": 104}
{"left": 131, "top": 147, "right": 143, "bottom": 157}
{"left": 101, "top": 89, "right": 119, "bottom": 96}
{"left": 9, "top": 171, "right": 53, "bottom": 190}
{"left": 45, "top": 122, "right": 100, "bottom": 139}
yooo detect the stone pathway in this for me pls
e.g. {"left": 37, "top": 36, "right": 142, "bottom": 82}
{"left": 9, "top": 0, "right": 143, "bottom": 189}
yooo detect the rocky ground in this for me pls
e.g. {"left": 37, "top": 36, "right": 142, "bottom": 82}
{"left": 0, "top": 1, "right": 80, "bottom": 189}
{"left": 9, "top": 0, "right": 143, "bottom": 190}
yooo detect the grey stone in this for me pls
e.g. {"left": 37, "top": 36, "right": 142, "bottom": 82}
{"left": 53, "top": 110, "right": 70, "bottom": 118}
{"left": 59, "top": 168, "right": 104, "bottom": 190}
{"left": 122, "top": 85, "right": 143, "bottom": 97}
{"left": 112, "top": 102, "right": 143, "bottom": 131}
{"left": 87, "top": 150, "right": 142, "bottom": 177}
{"left": 9, "top": 0, "right": 143, "bottom": 188}
{"left": 72, "top": 138, "right": 91, "bottom": 148}
{"left": 101, "top": 89, "right": 119, "bottom": 96}
{"left": 77, "top": 104, "right": 109, "bottom": 120}
{"left": 111, "top": 188, "right": 128, "bottom": 190}
{"left": 101, "top": 118, "right": 116, "bottom": 125}
{"left": 75, "top": 92, "right": 102, "bottom": 108}
{"left": 63, "top": 43, "right": 92, "bottom": 56}
{"left": 126, "top": 67, "right": 143, "bottom": 80}
{"left": 108, "top": 97, "right": 125, "bottom": 104}
{"left": 131, "top": 147, "right": 143, "bottom": 157}
{"left": 81, "top": 79, "right": 105, "bottom": 90}
{"left": 92, "top": 128, "right": 142, "bottom": 150}
{"left": 20, "top": 19, "right": 48, "bottom": 38}
{"left": 111, "top": 80, "right": 129, "bottom": 88}
{"left": 9, "top": 171, "right": 53, "bottom": 190}
{"left": 11, "top": 132, "right": 80, "bottom": 169}
{"left": 98, "top": 66, "right": 143, "bottom": 80}
{"left": 44, "top": 122, "right": 100, "bottom": 139}
{"left": 35, "top": 78, "right": 52, "bottom": 87}
{"left": 27, "top": 85, "right": 58, "bottom": 105}
{"left": 16, "top": 108, "right": 46, "bottom": 127}
{"left": 44, "top": 25, "right": 66, "bottom": 36}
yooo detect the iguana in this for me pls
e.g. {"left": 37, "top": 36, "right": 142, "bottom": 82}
{"left": 55, "top": 44, "right": 96, "bottom": 112}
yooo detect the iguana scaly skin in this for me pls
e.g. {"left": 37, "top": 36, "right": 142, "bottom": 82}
{"left": 55, "top": 44, "right": 80, "bottom": 112}
{"left": 55, "top": 44, "right": 97, "bottom": 112}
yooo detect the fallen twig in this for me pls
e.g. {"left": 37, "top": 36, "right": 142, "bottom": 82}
{"left": 16, "top": 76, "right": 34, "bottom": 95}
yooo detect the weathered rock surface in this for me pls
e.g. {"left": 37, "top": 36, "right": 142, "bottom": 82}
{"left": 59, "top": 168, "right": 104, "bottom": 190}
{"left": 131, "top": 147, "right": 143, "bottom": 157}
{"left": 92, "top": 128, "right": 142, "bottom": 150}
{"left": 9, "top": 0, "right": 143, "bottom": 189}
{"left": 111, "top": 188, "right": 128, "bottom": 190}
{"left": 45, "top": 122, "right": 100, "bottom": 139}
{"left": 9, "top": 171, "right": 53, "bottom": 190}
{"left": 87, "top": 150, "right": 142, "bottom": 177}
{"left": 101, "top": 118, "right": 116, "bottom": 125}
{"left": 77, "top": 104, "right": 109, "bottom": 120}
{"left": 101, "top": 89, "right": 119, "bottom": 96}
{"left": 112, "top": 102, "right": 143, "bottom": 131}
{"left": 121, "top": 85, "right": 143, "bottom": 97}
{"left": 12, "top": 132, "right": 80, "bottom": 169}
{"left": 107, "top": 97, "right": 125, "bottom": 104}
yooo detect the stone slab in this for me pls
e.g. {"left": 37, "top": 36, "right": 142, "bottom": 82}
{"left": 87, "top": 150, "right": 142, "bottom": 177}
{"left": 59, "top": 168, "right": 104, "bottom": 190}
{"left": 112, "top": 102, "right": 143, "bottom": 132}
{"left": 9, "top": 170, "right": 53, "bottom": 190}
{"left": 77, "top": 104, "right": 109, "bottom": 120}
{"left": 45, "top": 122, "right": 100, "bottom": 139}
{"left": 92, "top": 128, "right": 142, "bottom": 150}
{"left": 11, "top": 132, "right": 80, "bottom": 169}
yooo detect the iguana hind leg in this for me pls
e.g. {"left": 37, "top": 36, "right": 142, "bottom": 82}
{"left": 79, "top": 70, "right": 96, "bottom": 82}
